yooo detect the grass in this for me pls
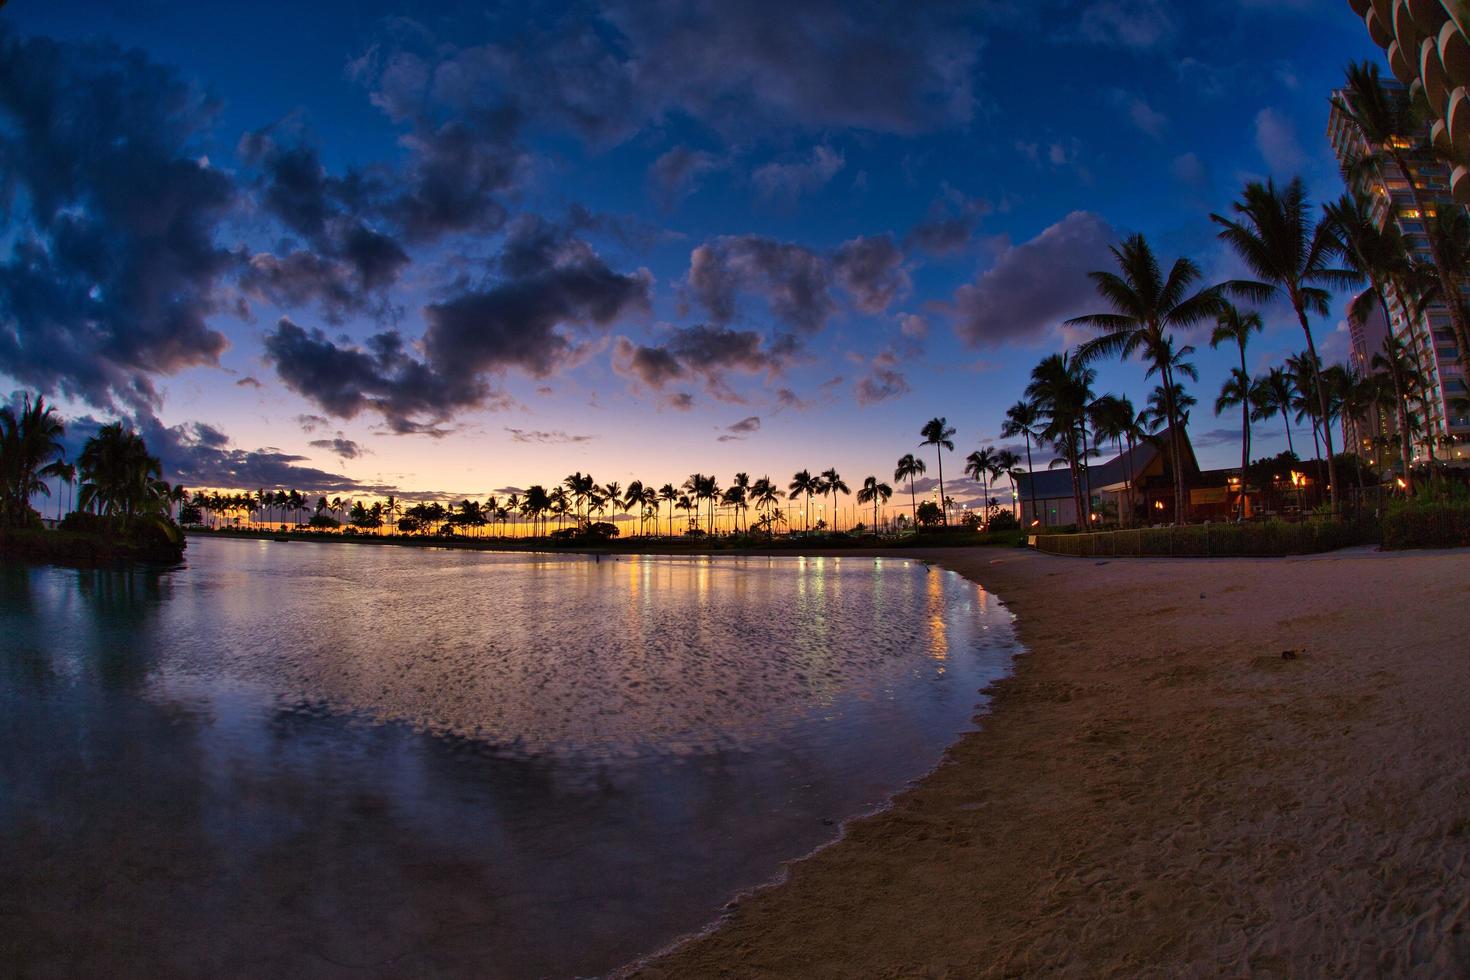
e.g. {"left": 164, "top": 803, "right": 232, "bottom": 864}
{"left": 1034, "top": 518, "right": 1380, "bottom": 558}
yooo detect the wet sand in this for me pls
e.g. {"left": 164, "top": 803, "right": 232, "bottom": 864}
{"left": 630, "top": 546, "right": 1470, "bottom": 977}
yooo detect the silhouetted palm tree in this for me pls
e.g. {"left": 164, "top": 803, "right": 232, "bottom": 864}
{"left": 856, "top": 476, "right": 892, "bottom": 532}
{"left": 0, "top": 394, "right": 67, "bottom": 527}
{"left": 1373, "top": 333, "right": 1424, "bottom": 487}
{"left": 78, "top": 422, "right": 168, "bottom": 529}
{"left": 964, "top": 447, "right": 997, "bottom": 526}
{"left": 1000, "top": 400, "right": 1042, "bottom": 526}
{"left": 1210, "top": 302, "right": 1264, "bottom": 491}
{"left": 788, "top": 469, "right": 817, "bottom": 532}
{"left": 1067, "top": 233, "right": 1220, "bottom": 522}
{"left": 658, "top": 482, "right": 678, "bottom": 537}
{"left": 819, "top": 468, "right": 848, "bottom": 532}
{"left": 1251, "top": 367, "right": 1297, "bottom": 458}
{"left": 1213, "top": 177, "right": 1353, "bottom": 512}
{"left": 919, "top": 418, "right": 955, "bottom": 527}
{"left": 893, "top": 453, "right": 926, "bottom": 532}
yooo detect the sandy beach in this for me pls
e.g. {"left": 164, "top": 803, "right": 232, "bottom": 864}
{"left": 630, "top": 546, "right": 1470, "bottom": 977}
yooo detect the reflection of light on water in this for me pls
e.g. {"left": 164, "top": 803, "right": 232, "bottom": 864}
{"left": 928, "top": 568, "right": 947, "bottom": 661}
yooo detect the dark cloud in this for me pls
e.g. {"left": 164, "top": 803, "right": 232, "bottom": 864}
{"left": 309, "top": 437, "right": 370, "bottom": 460}
{"left": 665, "top": 392, "right": 695, "bottom": 411}
{"left": 950, "top": 211, "right": 1116, "bottom": 347}
{"left": 751, "top": 145, "right": 844, "bottom": 201}
{"left": 236, "top": 131, "right": 410, "bottom": 321}
{"left": 0, "top": 28, "right": 234, "bottom": 411}
{"left": 265, "top": 216, "right": 649, "bottom": 432}
{"left": 717, "top": 415, "right": 760, "bottom": 439}
{"left": 236, "top": 376, "right": 264, "bottom": 389}
{"left": 613, "top": 324, "right": 794, "bottom": 400}
{"left": 775, "top": 388, "right": 808, "bottom": 411}
{"left": 854, "top": 368, "right": 911, "bottom": 406}
{"left": 905, "top": 186, "right": 992, "bottom": 254}
{"left": 687, "top": 233, "right": 907, "bottom": 339}
{"left": 832, "top": 235, "right": 910, "bottom": 314}
{"left": 295, "top": 413, "right": 330, "bottom": 432}
{"left": 504, "top": 427, "right": 594, "bottom": 444}
{"left": 647, "top": 145, "right": 724, "bottom": 208}
{"left": 60, "top": 412, "right": 393, "bottom": 494}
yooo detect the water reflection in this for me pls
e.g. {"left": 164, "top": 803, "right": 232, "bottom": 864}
{"left": 0, "top": 539, "right": 1018, "bottom": 978}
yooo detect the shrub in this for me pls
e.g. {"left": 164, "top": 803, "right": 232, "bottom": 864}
{"left": 988, "top": 510, "right": 1019, "bottom": 531}
{"left": 308, "top": 513, "right": 341, "bottom": 529}
{"left": 1035, "top": 518, "right": 1379, "bottom": 557}
{"left": 1382, "top": 500, "right": 1470, "bottom": 550}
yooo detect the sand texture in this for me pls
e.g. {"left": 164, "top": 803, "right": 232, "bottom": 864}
{"left": 630, "top": 547, "right": 1470, "bottom": 978}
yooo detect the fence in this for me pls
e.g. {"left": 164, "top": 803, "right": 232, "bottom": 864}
{"left": 1033, "top": 518, "right": 1380, "bottom": 558}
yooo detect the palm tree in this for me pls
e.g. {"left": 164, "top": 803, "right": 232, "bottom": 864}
{"left": 1213, "top": 177, "right": 1354, "bottom": 513}
{"left": 893, "top": 453, "right": 926, "bottom": 533}
{"left": 1066, "top": 233, "right": 1220, "bottom": 522}
{"left": 521, "top": 485, "right": 550, "bottom": 537}
{"left": 639, "top": 484, "right": 659, "bottom": 536}
{"left": 1286, "top": 350, "right": 1327, "bottom": 467}
{"left": 1251, "top": 367, "right": 1298, "bottom": 457}
{"left": 728, "top": 472, "right": 752, "bottom": 534}
{"left": 658, "top": 483, "right": 678, "bottom": 537}
{"left": 1026, "top": 354, "right": 1093, "bottom": 527}
{"left": 919, "top": 418, "right": 956, "bottom": 527}
{"left": 788, "top": 470, "right": 817, "bottom": 532}
{"left": 52, "top": 461, "right": 78, "bottom": 522}
{"left": 0, "top": 394, "right": 67, "bottom": 527}
{"left": 964, "top": 447, "right": 997, "bottom": 526}
{"left": 77, "top": 422, "right": 168, "bottom": 529}
{"left": 1088, "top": 396, "right": 1138, "bottom": 526}
{"left": 750, "top": 476, "right": 780, "bottom": 530}
{"left": 1000, "top": 400, "right": 1042, "bottom": 527}
{"left": 1332, "top": 61, "right": 1470, "bottom": 370}
{"left": 1373, "top": 333, "right": 1425, "bottom": 488}
{"left": 819, "top": 468, "right": 848, "bottom": 532}
{"left": 1210, "top": 302, "right": 1264, "bottom": 498}
{"left": 856, "top": 476, "right": 893, "bottom": 532}
{"left": 992, "top": 448, "right": 1022, "bottom": 520}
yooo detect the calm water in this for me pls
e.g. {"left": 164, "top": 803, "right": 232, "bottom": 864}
{"left": 0, "top": 537, "right": 1018, "bottom": 978}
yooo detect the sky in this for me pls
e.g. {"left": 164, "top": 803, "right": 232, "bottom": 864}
{"left": 0, "top": 0, "right": 1384, "bottom": 508}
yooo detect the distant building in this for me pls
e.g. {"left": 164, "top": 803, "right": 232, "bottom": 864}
{"left": 1327, "top": 84, "right": 1470, "bottom": 459}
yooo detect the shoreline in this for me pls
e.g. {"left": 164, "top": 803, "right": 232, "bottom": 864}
{"left": 626, "top": 546, "right": 1470, "bottom": 977}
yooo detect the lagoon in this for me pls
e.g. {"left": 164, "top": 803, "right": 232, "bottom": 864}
{"left": 0, "top": 537, "right": 1017, "bottom": 977}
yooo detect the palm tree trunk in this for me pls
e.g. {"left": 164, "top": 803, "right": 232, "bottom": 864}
{"left": 1392, "top": 148, "right": 1470, "bottom": 383}
{"left": 1023, "top": 434, "right": 1039, "bottom": 527}
{"left": 1293, "top": 304, "right": 1340, "bottom": 514}
{"left": 934, "top": 451, "right": 947, "bottom": 527}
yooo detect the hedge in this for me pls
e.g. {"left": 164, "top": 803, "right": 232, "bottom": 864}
{"left": 1034, "top": 518, "right": 1379, "bottom": 558}
{"left": 1381, "top": 501, "right": 1470, "bottom": 550}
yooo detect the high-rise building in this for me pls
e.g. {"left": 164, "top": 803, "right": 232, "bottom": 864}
{"left": 1344, "top": 291, "right": 1398, "bottom": 468}
{"left": 1328, "top": 88, "right": 1470, "bottom": 460}
{"left": 1345, "top": 1, "right": 1470, "bottom": 203}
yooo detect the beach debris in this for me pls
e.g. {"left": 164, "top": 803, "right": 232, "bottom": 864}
{"left": 1095, "top": 561, "right": 1109, "bottom": 566}
{"left": 1281, "top": 648, "right": 1301, "bottom": 660}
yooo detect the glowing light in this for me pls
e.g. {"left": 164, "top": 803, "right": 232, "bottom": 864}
{"left": 1396, "top": 477, "right": 1408, "bottom": 489}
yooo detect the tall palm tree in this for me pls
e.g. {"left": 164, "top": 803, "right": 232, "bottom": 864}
{"left": 1331, "top": 61, "right": 1470, "bottom": 371}
{"left": 1066, "top": 233, "right": 1220, "bottom": 523}
{"left": 639, "top": 484, "right": 659, "bottom": 536}
{"left": 1373, "top": 333, "right": 1424, "bottom": 488}
{"left": 1000, "top": 399, "right": 1043, "bottom": 527}
{"left": 1210, "top": 302, "right": 1264, "bottom": 494}
{"left": 992, "top": 448, "right": 1022, "bottom": 520}
{"left": 1088, "top": 395, "right": 1138, "bottom": 526}
{"left": 751, "top": 476, "right": 780, "bottom": 531}
{"left": 0, "top": 394, "right": 67, "bottom": 527}
{"left": 788, "top": 469, "right": 817, "bottom": 532}
{"left": 856, "top": 476, "right": 892, "bottom": 532}
{"left": 919, "top": 418, "right": 955, "bottom": 527}
{"left": 521, "top": 485, "right": 550, "bottom": 537}
{"left": 819, "top": 468, "right": 848, "bottom": 532}
{"left": 53, "top": 460, "right": 78, "bottom": 522}
{"left": 1213, "top": 177, "right": 1354, "bottom": 513}
{"left": 1026, "top": 354, "right": 1094, "bottom": 527}
{"left": 728, "top": 472, "right": 752, "bottom": 534}
{"left": 77, "top": 422, "right": 168, "bottom": 529}
{"left": 1251, "top": 367, "right": 1297, "bottom": 458}
{"left": 658, "top": 483, "right": 678, "bottom": 537}
{"left": 893, "top": 453, "right": 926, "bottom": 532}
{"left": 964, "top": 447, "right": 998, "bottom": 526}
{"left": 1286, "top": 350, "right": 1327, "bottom": 467}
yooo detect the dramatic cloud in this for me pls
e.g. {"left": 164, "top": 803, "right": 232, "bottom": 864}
{"left": 613, "top": 324, "right": 794, "bottom": 398}
{"left": 647, "top": 145, "right": 724, "bottom": 207}
{"left": 906, "top": 187, "right": 992, "bottom": 254}
{"left": 504, "top": 428, "right": 594, "bottom": 444}
{"left": 950, "top": 211, "right": 1117, "bottom": 347}
{"left": 309, "top": 437, "right": 370, "bottom": 459}
{"left": 751, "top": 145, "right": 844, "bottom": 201}
{"left": 265, "top": 216, "right": 650, "bottom": 431}
{"left": 687, "top": 233, "right": 907, "bottom": 337}
{"left": 716, "top": 415, "right": 761, "bottom": 440}
{"left": 854, "top": 368, "right": 911, "bottom": 406}
{"left": 0, "top": 28, "right": 234, "bottom": 411}
{"left": 236, "top": 376, "right": 264, "bottom": 389}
